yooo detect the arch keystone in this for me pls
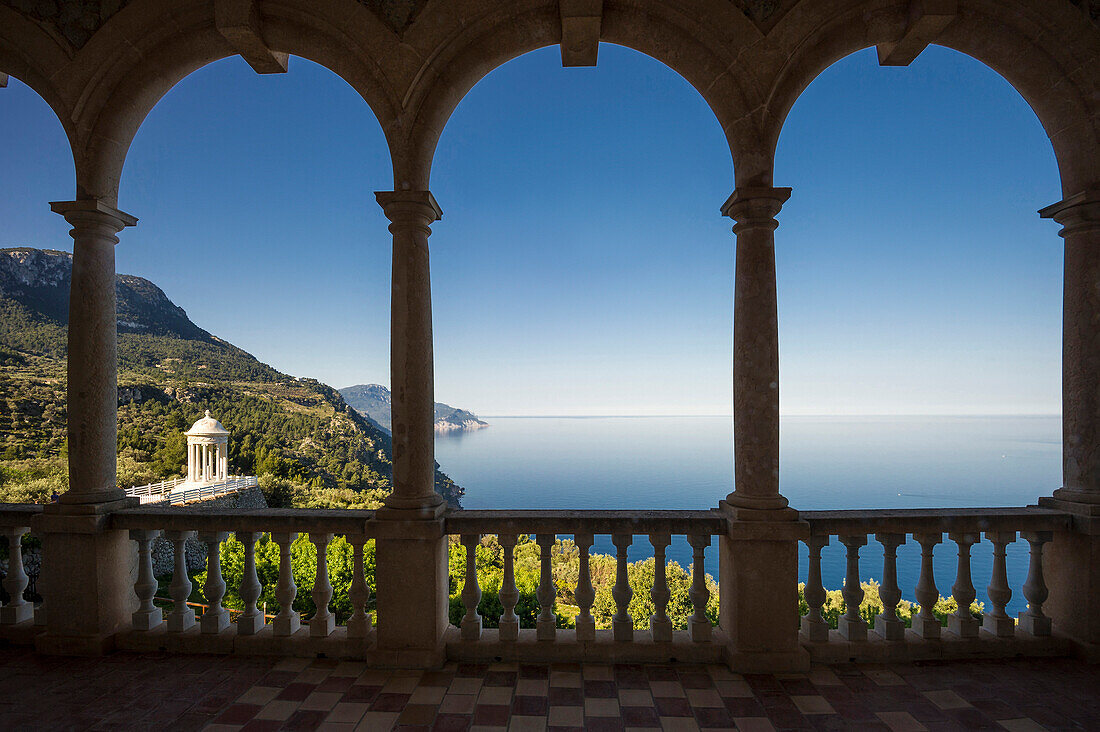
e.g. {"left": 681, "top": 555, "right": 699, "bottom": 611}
{"left": 560, "top": 0, "right": 602, "bottom": 67}
{"left": 215, "top": 0, "right": 289, "bottom": 74}
{"left": 877, "top": 0, "right": 958, "bottom": 67}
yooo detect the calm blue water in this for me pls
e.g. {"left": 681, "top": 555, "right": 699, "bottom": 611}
{"left": 436, "top": 415, "right": 1061, "bottom": 616}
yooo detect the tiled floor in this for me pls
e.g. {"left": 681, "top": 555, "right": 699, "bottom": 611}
{"left": 0, "top": 648, "right": 1095, "bottom": 731}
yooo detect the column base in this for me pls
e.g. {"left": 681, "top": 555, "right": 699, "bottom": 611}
{"left": 461, "top": 616, "right": 483, "bottom": 641}
{"left": 576, "top": 617, "right": 595, "bottom": 641}
{"left": 499, "top": 619, "right": 519, "bottom": 642}
{"left": 0, "top": 604, "right": 33, "bottom": 625}
{"left": 201, "top": 609, "right": 230, "bottom": 634}
{"left": 800, "top": 616, "right": 830, "bottom": 643}
{"left": 310, "top": 614, "right": 336, "bottom": 638}
{"left": 273, "top": 613, "right": 301, "bottom": 637}
{"left": 374, "top": 517, "right": 449, "bottom": 662}
{"left": 536, "top": 619, "right": 556, "bottom": 641}
{"left": 31, "top": 507, "right": 138, "bottom": 656}
{"left": 613, "top": 619, "right": 633, "bottom": 642}
{"left": 874, "top": 616, "right": 906, "bottom": 641}
{"left": 1018, "top": 613, "right": 1051, "bottom": 636}
{"left": 982, "top": 614, "right": 1015, "bottom": 637}
{"left": 911, "top": 616, "right": 942, "bottom": 640}
{"left": 947, "top": 615, "right": 980, "bottom": 638}
{"left": 650, "top": 617, "right": 673, "bottom": 643}
{"left": 237, "top": 612, "right": 265, "bottom": 636}
{"left": 131, "top": 608, "right": 162, "bottom": 632}
{"left": 838, "top": 617, "right": 867, "bottom": 641}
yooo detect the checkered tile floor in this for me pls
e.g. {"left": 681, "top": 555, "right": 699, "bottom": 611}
{"left": 0, "top": 648, "right": 1095, "bottom": 730}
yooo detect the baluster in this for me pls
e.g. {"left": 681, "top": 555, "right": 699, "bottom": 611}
{"left": 346, "top": 534, "right": 372, "bottom": 639}
{"left": 1018, "top": 531, "right": 1053, "bottom": 636}
{"left": 236, "top": 532, "right": 264, "bottom": 635}
{"left": 536, "top": 533, "right": 556, "bottom": 641}
{"left": 272, "top": 532, "right": 300, "bottom": 636}
{"left": 130, "top": 529, "right": 163, "bottom": 630}
{"left": 0, "top": 527, "right": 31, "bottom": 624}
{"left": 982, "top": 531, "right": 1015, "bottom": 637}
{"left": 947, "top": 532, "right": 979, "bottom": 638}
{"left": 612, "top": 533, "right": 633, "bottom": 642}
{"left": 649, "top": 533, "right": 673, "bottom": 642}
{"left": 838, "top": 535, "right": 867, "bottom": 640}
{"left": 913, "top": 533, "right": 942, "bottom": 639}
{"left": 310, "top": 533, "right": 335, "bottom": 637}
{"left": 687, "top": 534, "right": 711, "bottom": 642}
{"left": 873, "top": 533, "right": 906, "bottom": 641}
{"left": 498, "top": 534, "right": 520, "bottom": 642}
{"left": 199, "top": 531, "right": 230, "bottom": 633}
{"left": 460, "top": 534, "right": 482, "bottom": 640}
{"left": 574, "top": 532, "right": 596, "bottom": 641}
{"left": 165, "top": 530, "right": 197, "bottom": 632}
{"left": 800, "top": 535, "right": 830, "bottom": 642}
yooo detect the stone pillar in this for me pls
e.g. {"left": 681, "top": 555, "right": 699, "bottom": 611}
{"left": 34, "top": 199, "right": 139, "bottom": 655}
{"left": 717, "top": 186, "right": 807, "bottom": 672}
{"left": 371, "top": 191, "right": 449, "bottom": 667}
{"left": 375, "top": 190, "right": 445, "bottom": 514}
{"left": 1038, "top": 186, "right": 1100, "bottom": 659}
{"left": 51, "top": 200, "right": 136, "bottom": 504}
{"left": 721, "top": 187, "right": 792, "bottom": 513}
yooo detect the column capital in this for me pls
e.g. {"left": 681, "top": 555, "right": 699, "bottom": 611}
{"left": 375, "top": 190, "right": 442, "bottom": 225}
{"left": 720, "top": 187, "right": 792, "bottom": 232}
{"left": 50, "top": 200, "right": 138, "bottom": 233}
{"left": 1039, "top": 186, "right": 1100, "bottom": 237}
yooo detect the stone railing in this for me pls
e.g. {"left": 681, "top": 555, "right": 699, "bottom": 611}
{"left": 3, "top": 501, "right": 1093, "bottom": 667}
{"left": 799, "top": 507, "right": 1073, "bottom": 662}
{"left": 109, "top": 507, "right": 376, "bottom": 658}
{"left": 0, "top": 505, "right": 44, "bottom": 637}
{"left": 443, "top": 509, "right": 727, "bottom": 663}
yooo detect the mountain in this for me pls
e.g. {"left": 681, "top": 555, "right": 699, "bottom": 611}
{"left": 0, "top": 247, "right": 462, "bottom": 508}
{"left": 339, "top": 384, "right": 489, "bottom": 434}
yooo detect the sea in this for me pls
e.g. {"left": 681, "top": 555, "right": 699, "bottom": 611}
{"left": 435, "top": 415, "right": 1061, "bottom": 616}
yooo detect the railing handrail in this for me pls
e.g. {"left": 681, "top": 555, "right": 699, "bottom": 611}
{"left": 800, "top": 505, "right": 1070, "bottom": 536}
{"left": 110, "top": 506, "right": 377, "bottom": 534}
{"left": 444, "top": 508, "right": 727, "bottom": 535}
{"left": 0, "top": 504, "right": 44, "bottom": 524}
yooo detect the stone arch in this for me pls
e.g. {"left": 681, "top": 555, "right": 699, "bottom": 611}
{"left": 761, "top": 0, "right": 1100, "bottom": 196}
{"left": 63, "top": 0, "right": 403, "bottom": 204}
{"left": 0, "top": 5, "right": 79, "bottom": 164}
{"left": 397, "top": 0, "right": 768, "bottom": 190}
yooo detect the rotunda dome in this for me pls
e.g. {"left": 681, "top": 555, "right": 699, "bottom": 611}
{"left": 185, "top": 410, "right": 230, "bottom": 436}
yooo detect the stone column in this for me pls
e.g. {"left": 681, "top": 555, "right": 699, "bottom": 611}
{"left": 1038, "top": 186, "right": 1100, "bottom": 657}
{"left": 375, "top": 190, "right": 445, "bottom": 514}
{"left": 34, "top": 199, "right": 139, "bottom": 655}
{"left": 51, "top": 200, "right": 137, "bottom": 504}
{"left": 717, "top": 186, "right": 807, "bottom": 671}
{"left": 721, "top": 186, "right": 792, "bottom": 514}
{"left": 372, "top": 190, "right": 449, "bottom": 667}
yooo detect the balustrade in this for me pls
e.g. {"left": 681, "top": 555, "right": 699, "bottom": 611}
{"left": 443, "top": 510, "right": 726, "bottom": 658}
{"left": 0, "top": 501, "right": 1078, "bottom": 666}
{"left": 799, "top": 508, "right": 1070, "bottom": 660}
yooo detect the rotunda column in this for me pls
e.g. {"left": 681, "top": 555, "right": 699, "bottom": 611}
{"left": 50, "top": 200, "right": 137, "bottom": 504}
{"left": 721, "top": 187, "right": 793, "bottom": 515}
{"left": 375, "top": 190, "right": 445, "bottom": 515}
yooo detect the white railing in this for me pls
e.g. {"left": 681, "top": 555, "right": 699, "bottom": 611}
{"left": 123, "top": 476, "right": 258, "bottom": 505}
{"left": 167, "top": 477, "right": 258, "bottom": 506}
{"left": 124, "top": 477, "right": 187, "bottom": 502}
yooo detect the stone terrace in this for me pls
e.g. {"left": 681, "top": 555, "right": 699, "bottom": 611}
{"left": 0, "top": 649, "right": 1095, "bottom": 731}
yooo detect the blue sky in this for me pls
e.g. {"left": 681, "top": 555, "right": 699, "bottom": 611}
{"left": 0, "top": 44, "right": 1062, "bottom": 416}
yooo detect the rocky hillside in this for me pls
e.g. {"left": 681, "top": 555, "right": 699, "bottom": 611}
{"left": 340, "top": 383, "right": 489, "bottom": 434}
{"left": 0, "top": 248, "right": 462, "bottom": 508}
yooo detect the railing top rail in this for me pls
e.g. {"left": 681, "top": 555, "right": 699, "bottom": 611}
{"left": 445, "top": 509, "right": 727, "bottom": 536}
{"left": 111, "top": 506, "right": 376, "bottom": 535}
{"left": 0, "top": 503, "right": 45, "bottom": 525}
{"left": 800, "top": 506, "right": 1070, "bottom": 536}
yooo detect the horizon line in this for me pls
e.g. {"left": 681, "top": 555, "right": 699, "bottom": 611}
{"left": 476, "top": 412, "right": 1063, "bottom": 419}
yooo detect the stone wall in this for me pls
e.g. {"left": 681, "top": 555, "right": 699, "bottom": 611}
{"left": 151, "top": 484, "right": 267, "bottom": 576}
